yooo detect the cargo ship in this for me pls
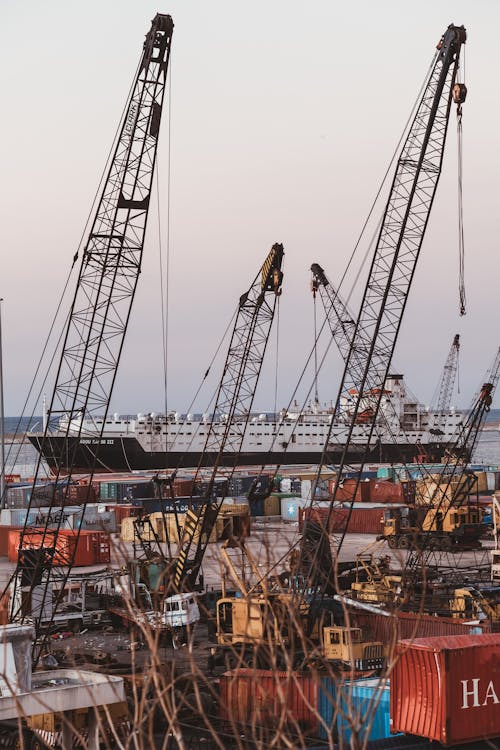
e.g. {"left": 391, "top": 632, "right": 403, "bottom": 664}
{"left": 27, "top": 375, "right": 465, "bottom": 473}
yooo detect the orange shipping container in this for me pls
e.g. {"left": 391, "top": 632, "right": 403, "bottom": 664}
{"left": 330, "top": 478, "right": 371, "bottom": 503}
{"left": 299, "top": 506, "right": 389, "bottom": 535}
{"left": 391, "top": 633, "right": 500, "bottom": 745}
{"left": 8, "top": 529, "right": 110, "bottom": 566}
{"left": 0, "top": 526, "right": 22, "bottom": 557}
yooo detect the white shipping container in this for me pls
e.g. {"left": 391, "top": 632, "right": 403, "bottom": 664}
{"left": 301, "top": 478, "right": 329, "bottom": 500}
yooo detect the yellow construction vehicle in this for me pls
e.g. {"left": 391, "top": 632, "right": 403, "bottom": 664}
{"left": 349, "top": 547, "right": 402, "bottom": 606}
{"left": 215, "top": 543, "right": 384, "bottom": 670}
{"left": 379, "top": 504, "right": 484, "bottom": 551}
{"left": 322, "top": 624, "right": 385, "bottom": 670}
{"left": 449, "top": 585, "right": 500, "bottom": 622}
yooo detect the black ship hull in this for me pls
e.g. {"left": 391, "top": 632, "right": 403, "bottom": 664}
{"left": 28, "top": 434, "right": 448, "bottom": 473}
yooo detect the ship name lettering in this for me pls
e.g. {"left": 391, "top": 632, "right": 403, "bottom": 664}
{"left": 461, "top": 678, "right": 499, "bottom": 708}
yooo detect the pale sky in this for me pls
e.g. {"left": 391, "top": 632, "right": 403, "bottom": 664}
{"left": 1, "top": 0, "right": 499, "bottom": 417}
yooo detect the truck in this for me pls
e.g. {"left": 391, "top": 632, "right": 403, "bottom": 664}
{"left": 379, "top": 504, "right": 485, "bottom": 551}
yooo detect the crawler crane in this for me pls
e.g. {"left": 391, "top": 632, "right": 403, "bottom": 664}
{"left": 8, "top": 14, "right": 174, "bottom": 654}
{"left": 300, "top": 24, "right": 467, "bottom": 599}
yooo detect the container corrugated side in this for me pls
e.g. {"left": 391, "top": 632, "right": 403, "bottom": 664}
{"left": 353, "top": 610, "right": 489, "bottom": 643}
{"left": 337, "top": 678, "right": 397, "bottom": 745}
{"left": 391, "top": 633, "right": 500, "bottom": 745}
{"left": 219, "top": 669, "right": 317, "bottom": 732}
{"left": 319, "top": 677, "right": 398, "bottom": 743}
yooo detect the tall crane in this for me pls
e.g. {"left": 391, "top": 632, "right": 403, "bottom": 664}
{"left": 430, "top": 333, "right": 460, "bottom": 436}
{"left": 9, "top": 14, "right": 174, "bottom": 643}
{"left": 301, "top": 24, "right": 467, "bottom": 589}
{"left": 172, "top": 245, "right": 284, "bottom": 591}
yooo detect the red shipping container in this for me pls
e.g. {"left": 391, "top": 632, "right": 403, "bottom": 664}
{"left": 369, "top": 479, "right": 404, "bottom": 504}
{"left": 299, "top": 506, "right": 389, "bottom": 535}
{"left": 0, "top": 526, "right": 22, "bottom": 557}
{"left": 67, "top": 484, "right": 97, "bottom": 503}
{"left": 105, "top": 503, "right": 140, "bottom": 527}
{"left": 391, "top": 633, "right": 500, "bottom": 745}
{"left": 353, "top": 610, "right": 490, "bottom": 645}
{"left": 8, "top": 528, "right": 110, "bottom": 566}
{"left": 330, "top": 478, "right": 371, "bottom": 503}
{"left": 172, "top": 478, "right": 195, "bottom": 497}
{"left": 219, "top": 669, "right": 317, "bottom": 732}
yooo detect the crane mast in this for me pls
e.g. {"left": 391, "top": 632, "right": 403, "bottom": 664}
{"left": 173, "top": 245, "right": 284, "bottom": 591}
{"left": 10, "top": 14, "right": 174, "bottom": 638}
{"left": 302, "top": 25, "right": 466, "bottom": 589}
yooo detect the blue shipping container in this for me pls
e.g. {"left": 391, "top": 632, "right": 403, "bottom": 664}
{"left": 319, "top": 677, "right": 400, "bottom": 744}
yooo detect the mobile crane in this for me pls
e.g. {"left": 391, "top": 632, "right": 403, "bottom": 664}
{"left": 7, "top": 14, "right": 175, "bottom": 657}
{"left": 300, "top": 24, "right": 467, "bottom": 601}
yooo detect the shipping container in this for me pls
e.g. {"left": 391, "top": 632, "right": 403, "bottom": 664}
{"left": 370, "top": 480, "right": 407, "bottom": 504}
{"left": 377, "top": 467, "right": 397, "bottom": 481}
{"left": 301, "top": 478, "right": 330, "bottom": 500}
{"left": 8, "top": 529, "right": 110, "bottom": 566}
{"left": 299, "top": 505, "right": 390, "bottom": 535}
{"left": 263, "top": 494, "right": 281, "bottom": 516}
{"left": 318, "top": 677, "right": 398, "bottom": 743}
{"left": 219, "top": 669, "right": 318, "bottom": 732}
{"left": 352, "top": 610, "right": 489, "bottom": 647}
{"left": 0, "top": 526, "right": 21, "bottom": 556}
{"left": 281, "top": 497, "right": 309, "bottom": 522}
{"left": 331, "top": 478, "right": 371, "bottom": 503}
{"left": 391, "top": 633, "right": 500, "bottom": 745}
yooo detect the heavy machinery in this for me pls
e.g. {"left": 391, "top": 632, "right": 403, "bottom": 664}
{"left": 379, "top": 502, "right": 485, "bottom": 551}
{"left": 449, "top": 586, "right": 500, "bottom": 623}
{"left": 170, "top": 244, "right": 284, "bottom": 592}
{"left": 299, "top": 24, "right": 467, "bottom": 602}
{"left": 7, "top": 14, "right": 175, "bottom": 658}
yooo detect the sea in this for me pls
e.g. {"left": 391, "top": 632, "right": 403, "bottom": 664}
{"left": 2, "top": 411, "right": 500, "bottom": 479}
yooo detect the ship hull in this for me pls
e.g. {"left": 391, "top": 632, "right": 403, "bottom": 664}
{"left": 28, "top": 434, "right": 447, "bottom": 473}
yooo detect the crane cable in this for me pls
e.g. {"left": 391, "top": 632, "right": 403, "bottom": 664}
{"left": 457, "top": 52, "right": 467, "bottom": 316}
{"left": 273, "top": 295, "right": 280, "bottom": 416}
{"left": 312, "top": 281, "right": 319, "bottom": 405}
{"left": 457, "top": 99, "right": 466, "bottom": 316}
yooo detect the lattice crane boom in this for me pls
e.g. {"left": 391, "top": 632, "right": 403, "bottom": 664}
{"left": 173, "top": 245, "right": 284, "bottom": 591}
{"left": 433, "top": 333, "right": 460, "bottom": 413}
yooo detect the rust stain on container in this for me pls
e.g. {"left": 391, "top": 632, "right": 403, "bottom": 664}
{"left": 391, "top": 633, "right": 500, "bottom": 745}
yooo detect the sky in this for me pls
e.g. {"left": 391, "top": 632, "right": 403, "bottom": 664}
{"left": 1, "top": 0, "right": 500, "bottom": 417}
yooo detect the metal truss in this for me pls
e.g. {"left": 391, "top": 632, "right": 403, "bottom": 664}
{"left": 300, "top": 25, "right": 466, "bottom": 597}
{"left": 173, "top": 244, "right": 284, "bottom": 590}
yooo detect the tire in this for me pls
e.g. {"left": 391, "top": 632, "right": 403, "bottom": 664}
{"left": 387, "top": 536, "right": 397, "bottom": 549}
{"left": 398, "top": 536, "right": 410, "bottom": 550}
